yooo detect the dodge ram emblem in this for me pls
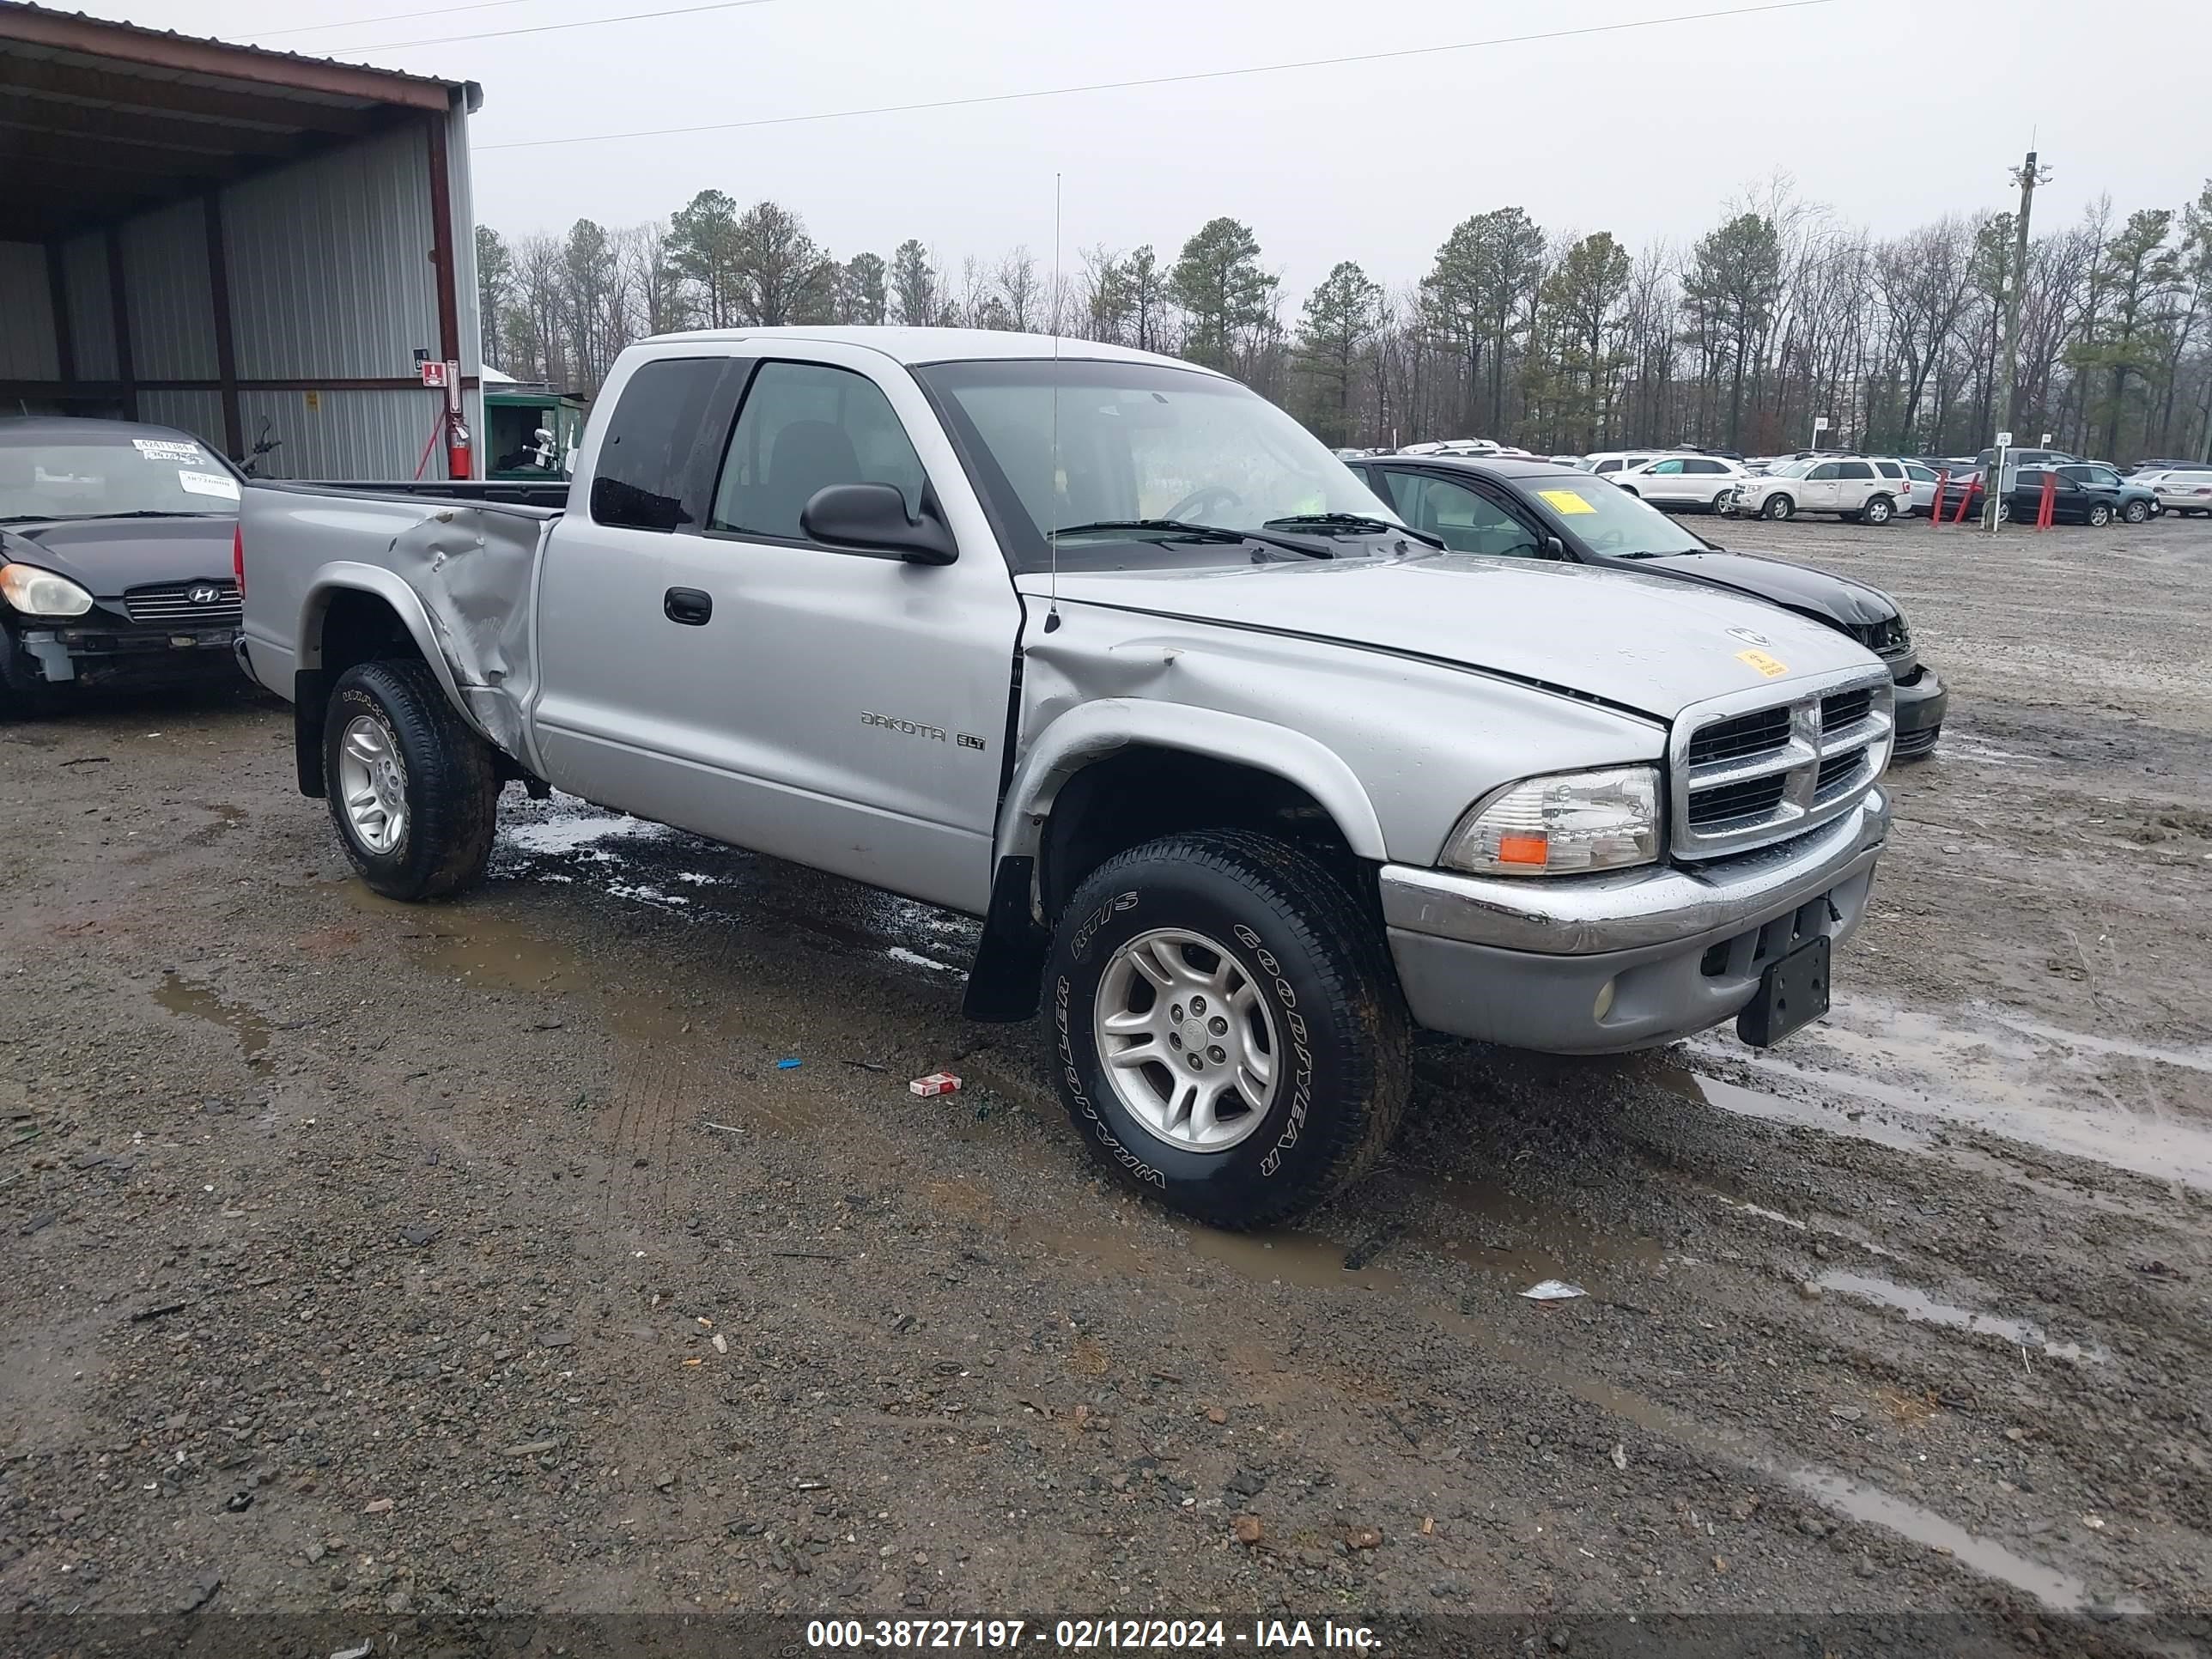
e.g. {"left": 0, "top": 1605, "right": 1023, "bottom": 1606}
{"left": 1725, "top": 626, "right": 1771, "bottom": 647}
{"left": 187, "top": 584, "right": 222, "bottom": 605}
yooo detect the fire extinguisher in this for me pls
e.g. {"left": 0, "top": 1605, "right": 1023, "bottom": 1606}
{"left": 440, "top": 360, "right": 471, "bottom": 480}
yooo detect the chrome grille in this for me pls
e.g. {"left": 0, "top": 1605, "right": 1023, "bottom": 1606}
{"left": 1670, "top": 666, "right": 1894, "bottom": 860}
{"left": 124, "top": 579, "right": 241, "bottom": 626}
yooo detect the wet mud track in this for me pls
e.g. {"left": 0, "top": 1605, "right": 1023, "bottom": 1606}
{"left": 1, "top": 519, "right": 2209, "bottom": 1650}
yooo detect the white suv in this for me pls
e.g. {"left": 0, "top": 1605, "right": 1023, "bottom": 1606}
{"left": 1727, "top": 456, "right": 1908, "bottom": 524}
{"left": 1583, "top": 449, "right": 1663, "bottom": 479}
{"left": 1617, "top": 453, "right": 1748, "bottom": 513}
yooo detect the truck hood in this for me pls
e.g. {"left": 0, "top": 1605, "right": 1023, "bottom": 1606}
{"left": 1018, "top": 554, "right": 1883, "bottom": 720}
{"left": 0, "top": 516, "right": 236, "bottom": 598}
{"left": 1623, "top": 550, "right": 1898, "bottom": 628}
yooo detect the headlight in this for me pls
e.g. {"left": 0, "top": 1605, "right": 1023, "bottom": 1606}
{"left": 0, "top": 562, "right": 94, "bottom": 618}
{"left": 1442, "top": 765, "right": 1661, "bottom": 876}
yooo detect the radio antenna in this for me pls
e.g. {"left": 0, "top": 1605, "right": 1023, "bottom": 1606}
{"left": 1043, "top": 170, "right": 1064, "bottom": 634}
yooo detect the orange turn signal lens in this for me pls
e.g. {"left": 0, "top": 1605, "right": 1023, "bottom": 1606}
{"left": 1496, "top": 833, "right": 1549, "bottom": 866}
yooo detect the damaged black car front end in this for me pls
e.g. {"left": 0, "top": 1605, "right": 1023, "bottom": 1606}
{"left": 0, "top": 418, "right": 246, "bottom": 712}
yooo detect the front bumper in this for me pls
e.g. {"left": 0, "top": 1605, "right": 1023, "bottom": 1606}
{"left": 6, "top": 619, "right": 244, "bottom": 690}
{"left": 1890, "top": 665, "right": 1946, "bottom": 758}
{"left": 1378, "top": 789, "right": 1889, "bottom": 1054}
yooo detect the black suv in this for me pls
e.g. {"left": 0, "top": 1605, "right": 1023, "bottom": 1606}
{"left": 1352, "top": 454, "right": 1948, "bottom": 758}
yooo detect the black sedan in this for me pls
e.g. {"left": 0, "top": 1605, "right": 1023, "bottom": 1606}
{"left": 1351, "top": 453, "right": 1948, "bottom": 759}
{"left": 2001, "top": 463, "right": 2157, "bottom": 526}
{"left": 0, "top": 417, "right": 245, "bottom": 714}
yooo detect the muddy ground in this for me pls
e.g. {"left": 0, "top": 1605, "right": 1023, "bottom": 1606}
{"left": 3, "top": 511, "right": 2209, "bottom": 1655}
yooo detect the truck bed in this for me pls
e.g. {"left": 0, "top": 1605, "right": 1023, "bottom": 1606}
{"left": 238, "top": 480, "right": 562, "bottom": 757}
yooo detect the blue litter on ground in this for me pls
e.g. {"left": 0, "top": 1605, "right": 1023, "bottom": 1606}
{"left": 776, "top": 1058, "right": 802, "bottom": 1070}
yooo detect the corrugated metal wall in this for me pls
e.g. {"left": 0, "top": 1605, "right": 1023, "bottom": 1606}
{"left": 120, "top": 200, "right": 218, "bottom": 380}
{"left": 3, "top": 102, "right": 479, "bottom": 477}
{"left": 240, "top": 387, "right": 441, "bottom": 480}
{"left": 62, "top": 234, "right": 116, "bottom": 381}
{"left": 0, "top": 240, "right": 58, "bottom": 380}
{"left": 226, "top": 125, "right": 439, "bottom": 380}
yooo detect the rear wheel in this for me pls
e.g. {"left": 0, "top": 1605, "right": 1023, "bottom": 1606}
{"left": 2086, "top": 501, "right": 2114, "bottom": 528}
{"left": 1762, "top": 494, "right": 1796, "bottom": 520}
{"left": 1711, "top": 489, "right": 1734, "bottom": 514}
{"left": 1863, "top": 495, "right": 1894, "bottom": 525}
{"left": 1045, "top": 830, "right": 1410, "bottom": 1230}
{"left": 324, "top": 659, "right": 500, "bottom": 901}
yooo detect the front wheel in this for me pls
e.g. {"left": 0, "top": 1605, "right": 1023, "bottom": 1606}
{"left": 1762, "top": 494, "right": 1795, "bottom": 520}
{"left": 2086, "top": 501, "right": 2113, "bottom": 527}
{"left": 1863, "top": 495, "right": 1894, "bottom": 525}
{"left": 1045, "top": 830, "right": 1410, "bottom": 1230}
{"left": 325, "top": 659, "right": 500, "bottom": 901}
{"left": 2121, "top": 499, "right": 2149, "bottom": 524}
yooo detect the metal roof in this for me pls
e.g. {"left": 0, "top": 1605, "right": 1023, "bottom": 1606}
{"left": 0, "top": 2, "right": 477, "bottom": 242}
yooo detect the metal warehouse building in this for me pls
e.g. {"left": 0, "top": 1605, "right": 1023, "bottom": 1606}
{"left": 0, "top": 1, "right": 483, "bottom": 478}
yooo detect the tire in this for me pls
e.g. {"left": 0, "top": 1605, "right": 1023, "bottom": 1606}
{"left": 2086, "top": 501, "right": 2113, "bottom": 527}
{"left": 1711, "top": 490, "right": 1733, "bottom": 514}
{"left": 1044, "top": 830, "right": 1410, "bottom": 1230}
{"left": 1762, "top": 494, "right": 1795, "bottom": 520}
{"left": 324, "top": 659, "right": 500, "bottom": 901}
{"left": 1863, "top": 495, "right": 1894, "bottom": 525}
{"left": 2121, "top": 499, "right": 2149, "bottom": 524}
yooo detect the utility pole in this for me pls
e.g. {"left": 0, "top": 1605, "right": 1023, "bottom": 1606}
{"left": 1988, "top": 149, "right": 2051, "bottom": 531}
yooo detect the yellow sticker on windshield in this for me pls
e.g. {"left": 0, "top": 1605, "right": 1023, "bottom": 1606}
{"left": 1536, "top": 488, "right": 1596, "bottom": 515}
{"left": 1735, "top": 649, "right": 1789, "bottom": 678}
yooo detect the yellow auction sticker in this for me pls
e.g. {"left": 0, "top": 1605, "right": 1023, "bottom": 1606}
{"left": 1535, "top": 488, "right": 1597, "bottom": 515}
{"left": 1735, "top": 648, "right": 1789, "bottom": 678}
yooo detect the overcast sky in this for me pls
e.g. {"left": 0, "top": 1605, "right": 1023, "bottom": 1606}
{"left": 75, "top": 0, "right": 2211, "bottom": 296}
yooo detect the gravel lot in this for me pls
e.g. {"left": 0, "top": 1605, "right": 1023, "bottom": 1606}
{"left": 3, "top": 510, "right": 2208, "bottom": 1652}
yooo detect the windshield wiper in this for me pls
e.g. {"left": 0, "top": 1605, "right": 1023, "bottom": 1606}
{"left": 1263, "top": 512, "right": 1443, "bottom": 549}
{"left": 1053, "top": 519, "right": 1334, "bottom": 560}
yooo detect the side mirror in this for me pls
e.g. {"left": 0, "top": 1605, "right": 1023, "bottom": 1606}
{"left": 1540, "top": 533, "right": 1567, "bottom": 560}
{"left": 799, "top": 483, "right": 957, "bottom": 566}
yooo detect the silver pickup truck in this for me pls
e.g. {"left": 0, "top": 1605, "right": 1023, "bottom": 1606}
{"left": 240, "top": 327, "right": 1894, "bottom": 1228}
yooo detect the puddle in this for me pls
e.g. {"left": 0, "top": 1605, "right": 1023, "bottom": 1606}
{"left": 500, "top": 804, "right": 671, "bottom": 857}
{"left": 155, "top": 972, "right": 270, "bottom": 1070}
{"left": 1814, "top": 1269, "right": 2108, "bottom": 1363}
{"left": 1786, "top": 1471, "right": 2141, "bottom": 1615}
{"left": 1655, "top": 1063, "right": 1938, "bottom": 1157}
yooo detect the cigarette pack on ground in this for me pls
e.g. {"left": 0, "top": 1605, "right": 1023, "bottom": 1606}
{"left": 908, "top": 1072, "right": 963, "bottom": 1097}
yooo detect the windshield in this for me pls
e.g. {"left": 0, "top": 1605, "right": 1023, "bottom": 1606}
{"left": 1768, "top": 458, "right": 1817, "bottom": 479}
{"left": 0, "top": 433, "right": 240, "bottom": 521}
{"left": 1518, "top": 472, "right": 1710, "bottom": 556}
{"left": 915, "top": 359, "right": 1401, "bottom": 571}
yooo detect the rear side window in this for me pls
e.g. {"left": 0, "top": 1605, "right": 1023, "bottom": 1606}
{"left": 1684, "top": 459, "right": 1724, "bottom": 475}
{"left": 589, "top": 357, "right": 727, "bottom": 531}
{"left": 710, "top": 361, "right": 927, "bottom": 542}
{"left": 1837, "top": 461, "right": 1874, "bottom": 481}
{"left": 1874, "top": 460, "right": 1904, "bottom": 478}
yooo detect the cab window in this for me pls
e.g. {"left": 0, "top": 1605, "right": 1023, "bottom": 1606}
{"left": 1593, "top": 459, "right": 1621, "bottom": 474}
{"left": 1807, "top": 462, "right": 1842, "bottom": 481}
{"left": 1645, "top": 459, "right": 1684, "bottom": 475}
{"left": 1379, "top": 472, "right": 1540, "bottom": 558}
{"left": 710, "top": 360, "right": 927, "bottom": 542}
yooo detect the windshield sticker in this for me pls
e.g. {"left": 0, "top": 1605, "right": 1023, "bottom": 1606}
{"left": 1535, "top": 488, "right": 1596, "bottom": 515}
{"left": 132, "top": 438, "right": 206, "bottom": 464}
{"left": 1735, "top": 648, "right": 1789, "bottom": 679}
{"left": 178, "top": 469, "right": 242, "bottom": 501}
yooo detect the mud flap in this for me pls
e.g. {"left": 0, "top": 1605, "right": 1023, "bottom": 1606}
{"left": 962, "top": 856, "right": 1046, "bottom": 1023}
{"left": 294, "top": 668, "right": 329, "bottom": 797}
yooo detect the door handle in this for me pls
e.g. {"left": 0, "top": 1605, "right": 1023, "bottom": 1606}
{"left": 664, "top": 586, "right": 712, "bottom": 626}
